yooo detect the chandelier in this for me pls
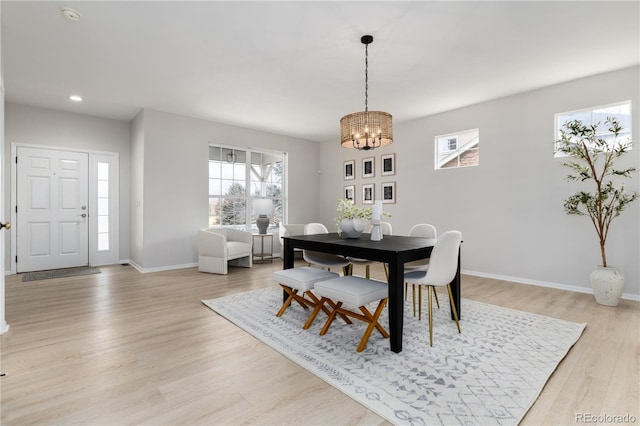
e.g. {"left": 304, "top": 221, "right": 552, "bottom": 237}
{"left": 340, "top": 35, "right": 393, "bottom": 151}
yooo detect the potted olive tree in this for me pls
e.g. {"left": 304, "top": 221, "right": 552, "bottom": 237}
{"left": 557, "top": 117, "right": 637, "bottom": 306}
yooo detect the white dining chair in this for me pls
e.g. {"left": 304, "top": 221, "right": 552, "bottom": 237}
{"left": 303, "top": 223, "right": 351, "bottom": 275}
{"left": 404, "top": 230, "right": 462, "bottom": 346}
{"left": 404, "top": 224, "right": 438, "bottom": 318}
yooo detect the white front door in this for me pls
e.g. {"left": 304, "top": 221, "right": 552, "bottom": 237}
{"left": 16, "top": 147, "right": 89, "bottom": 273}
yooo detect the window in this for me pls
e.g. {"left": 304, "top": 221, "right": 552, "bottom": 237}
{"left": 89, "top": 151, "right": 119, "bottom": 266}
{"left": 435, "top": 129, "right": 479, "bottom": 169}
{"left": 96, "top": 162, "right": 110, "bottom": 251}
{"left": 555, "top": 101, "right": 631, "bottom": 157}
{"left": 208, "top": 146, "right": 285, "bottom": 233}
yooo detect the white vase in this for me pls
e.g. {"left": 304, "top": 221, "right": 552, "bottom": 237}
{"left": 590, "top": 266, "right": 625, "bottom": 306}
{"left": 339, "top": 218, "right": 367, "bottom": 238}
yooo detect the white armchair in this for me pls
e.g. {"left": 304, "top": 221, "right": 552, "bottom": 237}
{"left": 197, "top": 227, "right": 253, "bottom": 274}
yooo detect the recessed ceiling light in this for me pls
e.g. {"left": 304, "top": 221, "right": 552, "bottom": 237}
{"left": 61, "top": 8, "right": 81, "bottom": 22}
{"left": 69, "top": 95, "right": 83, "bottom": 102}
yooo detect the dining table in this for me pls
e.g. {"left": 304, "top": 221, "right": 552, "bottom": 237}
{"left": 282, "top": 232, "right": 461, "bottom": 353}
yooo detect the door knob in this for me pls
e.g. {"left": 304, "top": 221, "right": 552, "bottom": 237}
{"left": 0, "top": 222, "right": 11, "bottom": 230}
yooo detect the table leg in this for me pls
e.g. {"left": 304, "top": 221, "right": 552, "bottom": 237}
{"left": 282, "top": 239, "right": 295, "bottom": 303}
{"left": 387, "top": 260, "right": 404, "bottom": 353}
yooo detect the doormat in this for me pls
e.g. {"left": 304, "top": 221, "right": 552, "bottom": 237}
{"left": 21, "top": 266, "right": 101, "bottom": 282}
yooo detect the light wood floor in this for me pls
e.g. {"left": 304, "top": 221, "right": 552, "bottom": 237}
{"left": 1, "top": 261, "right": 638, "bottom": 425}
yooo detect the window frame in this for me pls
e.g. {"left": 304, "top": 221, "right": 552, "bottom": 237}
{"left": 554, "top": 101, "right": 632, "bottom": 157}
{"left": 434, "top": 128, "right": 480, "bottom": 170}
{"left": 208, "top": 145, "right": 286, "bottom": 234}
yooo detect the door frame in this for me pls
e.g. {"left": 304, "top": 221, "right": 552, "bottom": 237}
{"left": 10, "top": 143, "right": 119, "bottom": 274}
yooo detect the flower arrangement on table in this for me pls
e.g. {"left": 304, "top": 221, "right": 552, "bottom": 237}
{"left": 336, "top": 198, "right": 390, "bottom": 237}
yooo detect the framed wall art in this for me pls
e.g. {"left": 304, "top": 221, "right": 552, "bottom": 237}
{"left": 362, "top": 183, "right": 374, "bottom": 204}
{"left": 381, "top": 153, "right": 395, "bottom": 176}
{"left": 344, "top": 160, "right": 355, "bottom": 180}
{"left": 362, "top": 157, "right": 374, "bottom": 178}
{"left": 382, "top": 181, "right": 396, "bottom": 204}
{"left": 344, "top": 185, "right": 355, "bottom": 204}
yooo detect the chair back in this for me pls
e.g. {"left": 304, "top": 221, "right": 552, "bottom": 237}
{"left": 423, "top": 230, "right": 462, "bottom": 287}
{"left": 304, "top": 223, "right": 329, "bottom": 235}
{"left": 409, "top": 223, "right": 437, "bottom": 239}
{"left": 366, "top": 221, "right": 392, "bottom": 235}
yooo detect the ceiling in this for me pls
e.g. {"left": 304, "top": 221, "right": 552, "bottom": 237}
{"left": 2, "top": 1, "right": 638, "bottom": 143}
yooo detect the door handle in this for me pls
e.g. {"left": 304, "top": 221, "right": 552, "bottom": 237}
{"left": 0, "top": 222, "right": 10, "bottom": 230}
{"left": 78, "top": 214, "right": 87, "bottom": 218}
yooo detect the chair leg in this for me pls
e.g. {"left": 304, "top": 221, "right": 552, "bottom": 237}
{"left": 428, "top": 285, "right": 434, "bottom": 347}
{"left": 343, "top": 265, "right": 352, "bottom": 276}
{"left": 356, "top": 299, "right": 389, "bottom": 352}
{"left": 405, "top": 282, "right": 408, "bottom": 300}
{"left": 446, "top": 285, "right": 461, "bottom": 334}
{"left": 303, "top": 293, "right": 352, "bottom": 328}
{"left": 319, "top": 301, "right": 343, "bottom": 336}
{"left": 433, "top": 286, "right": 440, "bottom": 309}
{"left": 418, "top": 285, "right": 422, "bottom": 321}
{"left": 412, "top": 284, "right": 417, "bottom": 317}
{"left": 365, "top": 265, "right": 370, "bottom": 279}
{"left": 277, "top": 286, "right": 310, "bottom": 317}
{"left": 304, "top": 299, "right": 325, "bottom": 330}
{"left": 383, "top": 263, "right": 389, "bottom": 281}
{"left": 276, "top": 288, "right": 296, "bottom": 317}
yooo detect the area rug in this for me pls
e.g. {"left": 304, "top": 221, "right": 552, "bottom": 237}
{"left": 202, "top": 287, "right": 586, "bottom": 425}
{"left": 21, "top": 266, "right": 101, "bottom": 282}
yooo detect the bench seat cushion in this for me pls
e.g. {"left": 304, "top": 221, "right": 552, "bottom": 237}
{"left": 273, "top": 267, "right": 339, "bottom": 292}
{"left": 315, "top": 276, "right": 388, "bottom": 307}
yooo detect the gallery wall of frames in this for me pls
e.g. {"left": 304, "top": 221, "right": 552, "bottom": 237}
{"left": 343, "top": 153, "right": 396, "bottom": 205}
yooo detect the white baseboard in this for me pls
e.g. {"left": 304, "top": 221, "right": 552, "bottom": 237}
{"left": 126, "top": 260, "right": 198, "bottom": 274}
{"left": 463, "top": 269, "right": 640, "bottom": 302}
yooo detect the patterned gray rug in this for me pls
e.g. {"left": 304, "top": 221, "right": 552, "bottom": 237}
{"left": 202, "top": 287, "right": 586, "bottom": 425}
{"left": 21, "top": 266, "right": 101, "bottom": 282}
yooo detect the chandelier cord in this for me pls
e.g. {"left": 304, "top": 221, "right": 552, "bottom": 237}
{"left": 364, "top": 42, "right": 369, "bottom": 114}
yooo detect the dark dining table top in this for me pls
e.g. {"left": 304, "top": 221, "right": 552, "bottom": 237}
{"left": 283, "top": 232, "right": 436, "bottom": 263}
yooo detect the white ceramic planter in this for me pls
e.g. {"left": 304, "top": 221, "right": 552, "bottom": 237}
{"left": 339, "top": 218, "right": 367, "bottom": 238}
{"left": 590, "top": 266, "right": 625, "bottom": 306}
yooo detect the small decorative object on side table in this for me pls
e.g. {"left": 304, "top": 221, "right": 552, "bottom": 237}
{"left": 253, "top": 199, "right": 273, "bottom": 234}
{"left": 253, "top": 233, "right": 273, "bottom": 264}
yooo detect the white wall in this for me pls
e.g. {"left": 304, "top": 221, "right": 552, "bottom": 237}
{"left": 132, "top": 109, "right": 322, "bottom": 270}
{"left": 130, "top": 110, "right": 145, "bottom": 266}
{"left": 319, "top": 66, "right": 639, "bottom": 298}
{"left": 3, "top": 103, "right": 132, "bottom": 267}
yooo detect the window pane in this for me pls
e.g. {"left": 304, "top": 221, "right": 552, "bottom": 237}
{"left": 98, "top": 198, "right": 109, "bottom": 215}
{"left": 97, "top": 162, "right": 109, "bottom": 180}
{"left": 209, "top": 161, "right": 220, "bottom": 176}
{"left": 97, "top": 180, "right": 109, "bottom": 198}
{"left": 209, "top": 197, "right": 221, "bottom": 226}
{"left": 98, "top": 233, "right": 109, "bottom": 251}
{"left": 221, "top": 199, "right": 246, "bottom": 225}
{"left": 555, "top": 101, "right": 631, "bottom": 157}
{"left": 98, "top": 215, "right": 109, "bottom": 233}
